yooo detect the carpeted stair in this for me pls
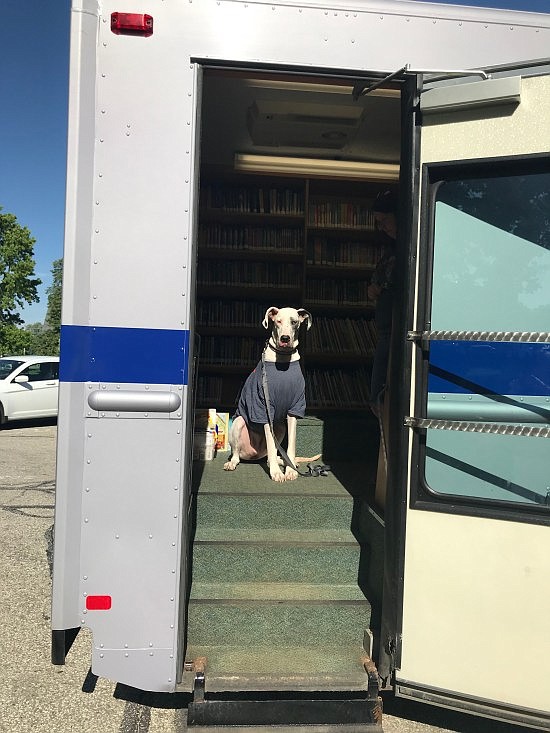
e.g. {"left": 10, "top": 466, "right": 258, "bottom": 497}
{"left": 184, "top": 414, "right": 379, "bottom": 697}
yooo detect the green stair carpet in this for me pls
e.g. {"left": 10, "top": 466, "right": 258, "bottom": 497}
{"left": 185, "top": 424, "right": 379, "bottom": 694}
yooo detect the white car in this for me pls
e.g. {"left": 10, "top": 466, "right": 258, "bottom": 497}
{"left": 0, "top": 356, "right": 60, "bottom": 424}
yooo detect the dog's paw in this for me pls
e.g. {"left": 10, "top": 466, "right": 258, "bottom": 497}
{"left": 285, "top": 467, "right": 298, "bottom": 481}
{"left": 270, "top": 470, "right": 286, "bottom": 482}
{"left": 223, "top": 460, "right": 237, "bottom": 471}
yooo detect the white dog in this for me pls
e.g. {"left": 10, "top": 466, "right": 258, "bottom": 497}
{"left": 223, "top": 306, "right": 317, "bottom": 482}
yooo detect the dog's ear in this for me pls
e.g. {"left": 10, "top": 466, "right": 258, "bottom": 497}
{"left": 262, "top": 307, "right": 279, "bottom": 329}
{"left": 297, "top": 309, "right": 312, "bottom": 330}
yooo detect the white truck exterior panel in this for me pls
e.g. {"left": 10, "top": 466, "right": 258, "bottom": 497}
{"left": 52, "top": 0, "right": 550, "bottom": 698}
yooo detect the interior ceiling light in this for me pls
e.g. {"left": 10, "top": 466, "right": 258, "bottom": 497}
{"left": 242, "top": 78, "right": 401, "bottom": 98}
{"left": 234, "top": 154, "right": 399, "bottom": 181}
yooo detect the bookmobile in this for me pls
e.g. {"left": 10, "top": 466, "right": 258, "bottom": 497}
{"left": 51, "top": 1, "right": 550, "bottom": 729}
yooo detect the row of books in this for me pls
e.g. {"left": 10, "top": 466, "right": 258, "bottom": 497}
{"left": 196, "top": 369, "right": 372, "bottom": 410}
{"left": 197, "top": 261, "right": 302, "bottom": 288}
{"left": 307, "top": 238, "right": 383, "bottom": 267}
{"left": 305, "top": 279, "right": 371, "bottom": 304}
{"left": 201, "top": 185, "right": 304, "bottom": 215}
{"left": 198, "top": 336, "right": 260, "bottom": 366}
{"left": 198, "top": 330, "right": 376, "bottom": 366}
{"left": 304, "top": 317, "right": 377, "bottom": 355}
{"left": 308, "top": 201, "right": 377, "bottom": 230}
{"left": 197, "top": 299, "right": 267, "bottom": 328}
{"left": 305, "top": 366, "right": 372, "bottom": 408}
{"left": 199, "top": 223, "right": 303, "bottom": 251}
{"left": 197, "top": 375, "right": 224, "bottom": 403}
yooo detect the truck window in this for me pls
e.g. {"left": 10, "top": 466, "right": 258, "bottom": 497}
{"left": 422, "top": 164, "right": 550, "bottom": 510}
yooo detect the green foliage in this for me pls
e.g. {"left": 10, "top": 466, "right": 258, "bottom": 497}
{"left": 0, "top": 212, "right": 61, "bottom": 356}
{"left": 17, "top": 258, "right": 64, "bottom": 355}
{"left": 0, "top": 324, "right": 32, "bottom": 356}
{"left": 45, "top": 258, "right": 63, "bottom": 331}
{"left": 25, "top": 322, "right": 60, "bottom": 356}
{"left": 0, "top": 209, "right": 41, "bottom": 329}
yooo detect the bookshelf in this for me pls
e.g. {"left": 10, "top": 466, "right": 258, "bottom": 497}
{"left": 195, "top": 172, "right": 392, "bottom": 412}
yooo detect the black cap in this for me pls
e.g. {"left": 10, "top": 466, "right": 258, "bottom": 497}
{"left": 372, "top": 190, "right": 397, "bottom": 214}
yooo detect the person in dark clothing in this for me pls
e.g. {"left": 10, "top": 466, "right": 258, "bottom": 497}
{"left": 368, "top": 190, "right": 398, "bottom": 415}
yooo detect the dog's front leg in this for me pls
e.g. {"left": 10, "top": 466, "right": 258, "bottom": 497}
{"left": 264, "top": 424, "right": 286, "bottom": 482}
{"left": 284, "top": 415, "right": 298, "bottom": 481}
{"left": 223, "top": 416, "right": 245, "bottom": 471}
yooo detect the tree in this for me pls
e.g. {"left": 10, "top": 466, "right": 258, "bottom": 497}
{"left": 44, "top": 258, "right": 63, "bottom": 332}
{"left": 0, "top": 209, "right": 41, "bottom": 352}
{"left": 0, "top": 324, "right": 33, "bottom": 356}
{"left": 19, "top": 260, "right": 63, "bottom": 356}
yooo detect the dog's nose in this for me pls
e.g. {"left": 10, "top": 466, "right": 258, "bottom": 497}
{"left": 280, "top": 335, "right": 291, "bottom": 343}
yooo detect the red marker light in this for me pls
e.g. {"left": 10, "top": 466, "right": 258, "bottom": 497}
{"left": 111, "top": 13, "right": 153, "bottom": 37}
{"left": 86, "top": 595, "right": 112, "bottom": 610}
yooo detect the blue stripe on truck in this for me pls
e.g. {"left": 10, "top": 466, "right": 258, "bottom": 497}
{"left": 428, "top": 341, "right": 550, "bottom": 396}
{"left": 59, "top": 325, "right": 189, "bottom": 385}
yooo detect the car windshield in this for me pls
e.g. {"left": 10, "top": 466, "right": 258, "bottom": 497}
{"left": 0, "top": 359, "right": 25, "bottom": 380}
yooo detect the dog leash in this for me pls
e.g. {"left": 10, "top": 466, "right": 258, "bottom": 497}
{"left": 374, "top": 385, "right": 388, "bottom": 473}
{"left": 260, "top": 348, "right": 330, "bottom": 478}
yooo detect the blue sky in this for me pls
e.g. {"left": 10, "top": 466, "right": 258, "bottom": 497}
{"left": 1, "top": 0, "right": 548, "bottom": 324}
{"left": 1, "top": 1, "right": 70, "bottom": 324}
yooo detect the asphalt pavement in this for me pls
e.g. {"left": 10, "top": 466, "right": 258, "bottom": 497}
{"left": 0, "top": 422, "right": 535, "bottom": 733}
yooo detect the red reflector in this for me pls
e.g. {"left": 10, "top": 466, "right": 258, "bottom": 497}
{"left": 111, "top": 12, "right": 153, "bottom": 37}
{"left": 86, "top": 595, "right": 112, "bottom": 610}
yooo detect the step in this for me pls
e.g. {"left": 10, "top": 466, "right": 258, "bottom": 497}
{"left": 182, "top": 643, "right": 372, "bottom": 693}
{"left": 195, "top": 493, "right": 353, "bottom": 532}
{"left": 186, "top": 599, "right": 371, "bottom": 648}
{"left": 192, "top": 457, "right": 375, "bottom": 503}
{"left": 194, "top": 526, "right": 356, "bottom": 543}
{"left": 192, "top": 457, "right": 349, "bottom": 495}
{"left": 191, "top": 541, "right": 361, "bottom": 585}
{"left": 190, "top": 581, "right": 365, "bottom": 602}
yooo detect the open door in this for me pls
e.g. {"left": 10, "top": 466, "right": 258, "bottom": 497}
{"left": 396, "top": 68, "right": 550, "bottom": 729}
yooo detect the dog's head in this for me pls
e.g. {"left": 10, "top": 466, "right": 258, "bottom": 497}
{"left": 262, "top": 307, "right": 312, "bottom": 351}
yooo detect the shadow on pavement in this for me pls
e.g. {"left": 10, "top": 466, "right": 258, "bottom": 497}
{"left": 0, "top": 416, "right": 57, "bottom": 430}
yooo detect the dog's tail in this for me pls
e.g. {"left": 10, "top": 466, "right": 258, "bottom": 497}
{"left": 294, "top": 453, "right": 322, "bottom": 464}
